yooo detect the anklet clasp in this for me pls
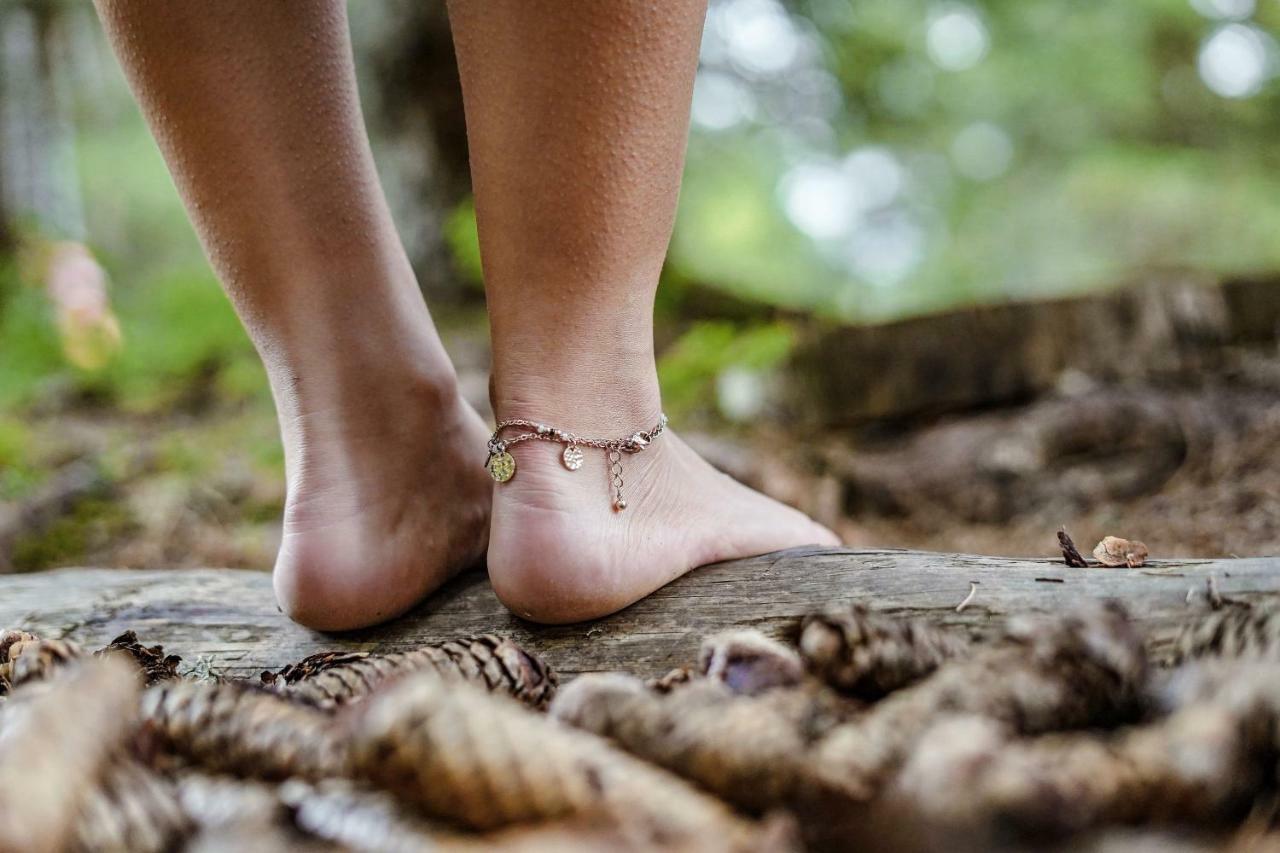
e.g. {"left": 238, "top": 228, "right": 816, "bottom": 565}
{"left": 485, "top": 413, "right": 668, "bottom": 512}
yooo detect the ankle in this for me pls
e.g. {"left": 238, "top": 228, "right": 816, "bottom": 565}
{"left": 274, "top": 356, "right": 464, "bottom": 457}
{"left": 491, "top": 360, "right": 662, "bottom": 436}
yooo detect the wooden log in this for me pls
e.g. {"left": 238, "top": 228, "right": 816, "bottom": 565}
{"left": 0, "top": 548, "right": 1276, "bottom": 681}
{"left": 789, "top": 276, "right": 1280, "bottom": 426}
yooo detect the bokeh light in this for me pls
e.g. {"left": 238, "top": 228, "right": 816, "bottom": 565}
{"left": 692, "top": 70, "right": 757, "bottom": 131}
{"left": 925, "top": 5, "right": 990, "bottom": 72}
{"left": 1197, "top": 23, "right": 1276, "bottom": 98}
{"left": 950, "top": 122, "right": 1014, "bottom": 182}
{"left": 844, "top": 210, "right": 927, "bottom": 288}
{"left": 779, "top": 161, "right": 858, "bottom": 241}
{"left": 1190, "top": 0, "right": 1256, "bottom": 22}
{"left": 717, "top": 0, "right": 801, "bottom": 77}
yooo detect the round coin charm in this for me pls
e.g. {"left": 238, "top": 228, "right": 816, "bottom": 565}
{"left": 562, "top": 444, "right": 585, "bottom": 471}
{"left": 487, "top": 451, "right": 516, "bottom": 483}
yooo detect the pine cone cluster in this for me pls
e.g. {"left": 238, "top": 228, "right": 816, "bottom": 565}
{"left": 3, "top": 603, "right": 1280, "bottom": 851}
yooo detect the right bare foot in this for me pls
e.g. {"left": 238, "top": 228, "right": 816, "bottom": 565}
{"left": 487, "top": 415, "right": 839, "bottom": 625}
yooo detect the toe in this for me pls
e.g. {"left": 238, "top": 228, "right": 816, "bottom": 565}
{"left": 810, "top": 520, "right": 843, "bottom": 547}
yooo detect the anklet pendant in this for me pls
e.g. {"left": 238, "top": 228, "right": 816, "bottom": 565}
{"left": 562, "top": 444, "right": 584, "bottom": 471}
{"left": 486, "top": 442, "right": 517, "bottom": 483}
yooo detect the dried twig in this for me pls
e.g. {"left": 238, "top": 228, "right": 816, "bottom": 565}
{"left": 955, "top": 582, "right": 979, "bottom": 613}
{"left": 1057, "top": 528, "right": 1089, "bottom": 568}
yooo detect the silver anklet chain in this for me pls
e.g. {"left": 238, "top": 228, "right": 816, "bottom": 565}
{"left": 485, "top": 413, "right": 668, "bottom": 512}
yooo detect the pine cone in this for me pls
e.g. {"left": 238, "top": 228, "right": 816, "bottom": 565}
{"left": 698, "top": 630, "right": 805, "bottom": 696}
{"left": 1170, "top": 605, "right": 1278, "bottom": 665}
{"left": 814, "top": 603, "right": 1148, "bottom": 799}
{"left": 99, "top": 631, "right": 183, "bottom": 685}
{"left": 262, "top": 635, "right": 557, "bottom": 710}
{"left": 553, "top": 674, "right": 822, "bottom": 811}
{"left": 0, "top": 657, "right": 139, "bottom": 852}
{"left": 799, "top": 604, "right": 969, "bottom": 699}
{"left": 0, "top": 629, "right": 43, "bottom": 694}
{"left": 349, "top": 673, "right": 778, "bottom": 850}
{"left": 898, "top": 675, "right": 1279, "bottom": 835}
{"left": 73, "top": 759, "right": 191, "bottom": 853}
{"left": 280, "top": 779, "right": 449, "bottom": 852}
{"left": 8, "top": 638, "right": 85, "bottom": 689}
{"left": 141, "top": 681, "right": 349, "bottom": 781}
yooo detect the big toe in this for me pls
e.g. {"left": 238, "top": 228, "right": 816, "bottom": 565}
{"left": 809, "top": 519, "right": 842, "bottom": 547}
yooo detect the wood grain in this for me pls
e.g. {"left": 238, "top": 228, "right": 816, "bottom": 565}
{"left": 1, "top": 548, "right": 1275, "bottom": 681}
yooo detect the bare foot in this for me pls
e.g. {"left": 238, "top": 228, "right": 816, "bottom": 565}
{"left": 272, "top": 371, "right": 492, "bottom": 631}
{"left": 487, "top": 426, "right": 839, "bottom": 624}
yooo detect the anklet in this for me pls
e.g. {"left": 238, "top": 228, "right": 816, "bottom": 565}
{"left": 485, "top": 414, "right": 668, "bottom": 512}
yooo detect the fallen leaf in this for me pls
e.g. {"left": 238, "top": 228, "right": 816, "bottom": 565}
{"left": 1092, "top": 536, "right": 1149, "bottom": 568}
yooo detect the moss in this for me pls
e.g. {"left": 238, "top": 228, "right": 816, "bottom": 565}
{"left": 11, "top": 497, "right": 138, "bottom": 573}
{"left": 0, "top": 418, "right": 45, "bottom": 501}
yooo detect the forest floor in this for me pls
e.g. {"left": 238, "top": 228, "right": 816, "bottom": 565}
{"left": 5, "top": 341, "right": 1277, "bottom": 574}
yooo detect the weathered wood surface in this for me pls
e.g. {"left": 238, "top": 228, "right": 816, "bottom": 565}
{"left": 1, "top": 547, "right": 1276, "bottom": 681}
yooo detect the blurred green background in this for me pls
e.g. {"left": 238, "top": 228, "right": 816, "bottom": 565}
{"left": 1, "top": 0, "right": 1278, "bottom": 570}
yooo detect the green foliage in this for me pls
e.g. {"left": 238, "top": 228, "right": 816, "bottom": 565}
{"left": 444, "top": 198, "right": 485, "bottom": 287}
{"left": 675, "top": 0, "right": 1280, "bottom": 321}
{"left": 0, "top": 417, "right": 42, "bottom": 500}
{"left": 0, "top": 259, "right": 264, "bottom": 413}
{"left": 673, "top": 139, "right": 839, "bottom": 314}
{"left": 94, "top": 267, "right": 262, "bottom": 413}
{"left": 0, "top": 262, "right": 66, "bottom": 408}
{"left": 76, "top": 111, "right": 206, "bottom": 283}
{"left": 657, "top": 320, "right": 795, "bottom": 419}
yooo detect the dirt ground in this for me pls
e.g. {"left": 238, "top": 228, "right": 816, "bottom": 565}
{"left": 701, "top": 370, "right": 1280, "bottom": 562}
{"left": 7, "top": 373, "right": 1276, "bottom": 575}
